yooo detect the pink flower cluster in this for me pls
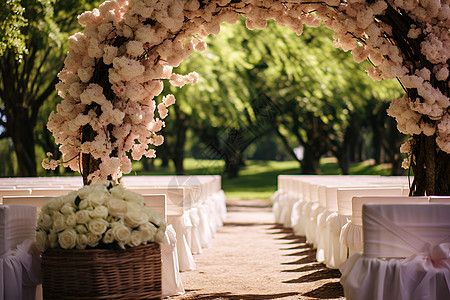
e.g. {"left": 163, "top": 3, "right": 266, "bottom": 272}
{"left": 45, "top": 0, "right": 449, "bottom": 180}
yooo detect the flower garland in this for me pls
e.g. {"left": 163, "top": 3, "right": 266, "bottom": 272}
{"left": 44, "top": 0, "right": 449, "bottom": 186}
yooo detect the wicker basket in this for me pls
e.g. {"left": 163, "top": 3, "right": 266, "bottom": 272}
{"left": 41, "top": 243, "right": 161, "bottom": 300}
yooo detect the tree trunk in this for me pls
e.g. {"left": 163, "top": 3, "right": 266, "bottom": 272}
{"left": 337, "top": 152, "right": 350, "bottom": 175}
{"left": 225, "top": 150, "right": 242, "bottom": 178}
{"left": 81, "top": 124, "right": 101, "bottom": 185}
{"left": 224, "top": 129, "right": 242, "bottom": 179}
{"left": 141, "top": 158, "right": 155, "bottom": 172}
{"left": 410, "top": 134, "right": 450, "bottom": 195}
{"left": 7, "top": 106, "right": 37, "bottom": 177}
{"left": 301, "top": 145, "right": 320, "bottom": 174}
{"left": 383, "top": 117, "right": 405, "bottom": 176}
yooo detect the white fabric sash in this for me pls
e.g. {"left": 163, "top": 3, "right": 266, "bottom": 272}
{"left": 364, "top": 205, "right": 450, "bottom": 260}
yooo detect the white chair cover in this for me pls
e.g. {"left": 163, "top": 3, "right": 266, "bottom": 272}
{"left": 0, "top": 205, "right": 40, "bottom": 300}
{"left": 188, "top": 207, "right": 202, "bottom": 254}
{"left": 215, "top": 190, "right": 227, "bottom": 223}
{"left": 325, "top": 212, "right": 348, "bottom": 268}
{"left": 340, "top": 196, "right": 429, "bottom": 257}
{"left": 198, "top": 203, "right": 213, "bottom": 248}
{"left": 429, "top": 196, "right": 450, "bottom": 203}
{"left": 211, "top": 191, "right": 226, "bottom": 228}
{"left": 0, "top": 239, "right": 41, "bottom": 300}
{"left": 316, "top": 209, "right": 332, "bottom": 262}
{"left": 270, "top": 190, "right": 285, "bottom": 223}
{"left": 305, "top": 202, "right": 321, "bottom": 246}
{"left": 206, "top": 198, "right": 218, "bottom": 238}
{"left": 291, "top": 200, "right": 306, "bottom": 236}
{"left": 340, "top": 203, "right": 450, "bottom": 300}
{"left": 167, "top": 214, "right": 196, "bottom": 272}
{"left": 161, "top": 225, "right": 184, "bottom": 297}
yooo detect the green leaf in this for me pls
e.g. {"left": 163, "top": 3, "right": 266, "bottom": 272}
{"left": 74, "top": 196, "right": 81, "bottom": 209}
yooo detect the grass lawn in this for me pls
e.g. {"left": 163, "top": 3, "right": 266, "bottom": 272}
{"left": 132, "top": 157, "right": 398, "bottom": 200}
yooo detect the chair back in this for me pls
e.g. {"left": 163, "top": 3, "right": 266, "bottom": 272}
{"left": 130, "top": 187, "right": 185, "bottom": 216}
{"left": 351, "top": 196, "right": 428, "bottom": 226}
{"left": 0, "top": 204, "right": 37, "bottom": 256}
{"left": 429, "top": 196, "right": 450, "bottom": 203}
{"left": 337, "top": 187, "right": 404, "bottom": 217}
{"left": 2, "top": 196, "right": 54, "bottom": 213}
{"left": 142, "top": 194, "right": 167, "bottom": 220}
{"left": 363, "top": 203, "right": 450, "bottom": 258}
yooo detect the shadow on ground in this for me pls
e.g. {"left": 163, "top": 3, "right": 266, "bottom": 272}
{"left": 267, "top": 224, "right": 345, "bottom": 299}
{"left": 181, "top": 291, "right": 301, "bottom": 299}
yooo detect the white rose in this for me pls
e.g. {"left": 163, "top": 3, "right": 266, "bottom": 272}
{"left": 36, "top": 230, "right": 49, "bottom": 252}
{"left": 37, "top": 214, "right": 53, "bottom": 230}
{"left": 40, "top": 205, "right": 50, "bottom": 216}
{"left": 61, "top": 203, "right": 75, "bottom": 215}
{"left": 58, "top": 228, "right": 77, "bottom": 249}
{"left": 126, "top": 201, "right": 141, "bottom": 211}
{"left": 89, "top": 205, "right": 108, "bottom": 219}
{"left": 106, "top": 198, "right": 127, "bottom": 217}
{"left": 124, "top": 209, "right": 148, "bottom": 228}
{"left": 78, "top": 199, "right": 91, "bottom": 210}
{"left": 102, "top": 229, "right": 114, "bottom": 244}
{"left": 111, "top": 223, "right": 131, "bottom": 244}
{"left": 53, "top": 213, "right": 68, "bottom": 232}
{"left": 128, "top": 230, "right": 143, "bottom": 247}
{"left": 88, "top": 218, "right": 108, "bottom": 235}
{"left": 66, "top": 215, "right": 77, "bottom": 227}
{"left": 109, "top": 185, "right": 125, "bottom": 198}
{"left": 76, "top": 224, "right": 88, "bottom": 234}
{"left": 64, "top": 190, "right": 79, "bottom": 205}
{"left": 82, "top": 190, "right": 108, "bottom": 207}
{"left": 86, "top": 233, "right": 101, "bottom": 248}
{"left": 48, "top": 197, "right": 66, "bottom": 211}
{"left": 76, "top": 234, "right": 88, "bottom": 249}
{"left": 76, "top": 184, "right": 95, "bottom": 199}
{"left": 143, "top": 207, "right": 163, "bottom": 224}
{"left": 75, "top": 210, "right": 91, "bottom": 224}
{"left": 139, "top": 223, "right": 157, "bottom": 243}
{"left": 123, "top": 190, "right": 144, "bottom": 205}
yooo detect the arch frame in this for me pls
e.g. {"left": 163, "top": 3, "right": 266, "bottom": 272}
{"left": 43, "top": 0, "right": 449, "bottom": 195}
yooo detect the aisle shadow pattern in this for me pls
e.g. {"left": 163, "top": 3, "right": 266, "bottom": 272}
{"left": 267, "top": 224, "right": 344, "bottom": 299}
{"left": 178, "top": 291, "right": 301, "bottom": 299}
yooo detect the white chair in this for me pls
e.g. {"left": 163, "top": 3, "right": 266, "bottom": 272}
{"left": 340, "top": 203, "right": 450, "bottom": 300}
{"left": 0, "top": 204, "right": 41, "bottom": 300}
{"left": 326, "top": 187, "right": 404, "bottom": 268}
{"left": 340, "top": 196, "right": 429, "bottom": 257}
{"left": 429, "top": 196, "right": 450, "bottom": 203}
{"left": 131, "top": 187, "right": 196, "bottom": 272}
{"left": 143, "top": 194, "right": 184, "bottom": 298}
{"left": 2, "top": 196, "right": 55, "bottom": 213}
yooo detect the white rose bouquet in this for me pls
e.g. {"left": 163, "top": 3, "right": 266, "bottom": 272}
{"left": 36, "top": 181, "right": 166, "bottom": 251}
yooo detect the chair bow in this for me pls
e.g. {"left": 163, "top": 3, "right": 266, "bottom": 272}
{"left": 423, "top": 241, "right": 450, "bottom": 262}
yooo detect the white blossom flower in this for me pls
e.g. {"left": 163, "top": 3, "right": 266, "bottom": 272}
{"left": 58, "top": 228, "right": 77, "bottom": 249}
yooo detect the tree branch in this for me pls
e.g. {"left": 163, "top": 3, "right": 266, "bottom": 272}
{"left": 30, "top": 47, "right": 53, "bottom": 95}
{"left": 30, "top": 75, "right": 59, "bottom": 126}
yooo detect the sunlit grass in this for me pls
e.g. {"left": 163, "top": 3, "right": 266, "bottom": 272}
{"left": 131, "top": 157, "right": 395, "bottom": 200}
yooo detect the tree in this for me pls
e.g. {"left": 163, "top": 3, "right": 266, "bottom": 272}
{"left": 229, "top": 20, "right": 404, "bottom": 174}
{"left": 0, "top": 0, "right": 100, "bottom": 177}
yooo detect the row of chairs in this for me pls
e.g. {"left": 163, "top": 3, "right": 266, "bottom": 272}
{"left": 0, "top": 175, "right": 227, "bottom": 299}
{"left": 271, "top": 175, "right": 450, "bottom": 299}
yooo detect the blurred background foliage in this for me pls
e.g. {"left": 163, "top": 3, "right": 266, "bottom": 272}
{"left": 1, "top": 2, "right": 406, "bottom": 197}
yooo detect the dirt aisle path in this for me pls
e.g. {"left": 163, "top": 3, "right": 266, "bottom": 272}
{"left": 169, "top": 199, "right": 345, "bottom": 300}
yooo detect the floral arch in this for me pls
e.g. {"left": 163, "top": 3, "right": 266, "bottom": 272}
{"left": 43, "top": 0, "right": 449, "bottom": 195}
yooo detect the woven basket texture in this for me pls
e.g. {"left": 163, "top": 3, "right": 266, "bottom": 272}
{"left": 41, "top": 243, "right": 161, "bottom": 299}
